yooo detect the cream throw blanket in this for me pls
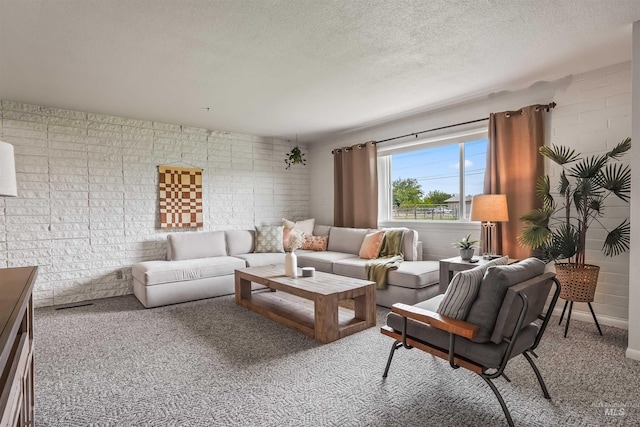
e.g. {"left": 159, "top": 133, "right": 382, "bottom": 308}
{"left": 365, "top": 229, "right": 404, "bottom": 290}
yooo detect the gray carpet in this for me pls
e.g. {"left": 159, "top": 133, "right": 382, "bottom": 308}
{"left": 34, "top": 294, "right": 640, "bottom": 426}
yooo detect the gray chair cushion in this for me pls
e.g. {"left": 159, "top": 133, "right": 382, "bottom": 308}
{"left": 437, "top": 257, "right": 509, "bottom": 320}
{"left": 225, "top": 229, "right": 255, "bottom": 255}
{"left": 386, "top": 310, "right": 539, "bottom": 368}
{"left": 132, "top": 256, "right": 246, "bottom": 286}
{"left": 168, "top": 231, "right": 227, "bottom": 261}
{"left": 327, "top": 227, "right": 369, "bottom": 254}
{"left": 466, "top": 258, "right": 545, "bottom": 343}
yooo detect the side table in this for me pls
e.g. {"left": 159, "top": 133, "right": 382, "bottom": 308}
{"left": 439, "top": 256, "right": 518, "bottom": 294}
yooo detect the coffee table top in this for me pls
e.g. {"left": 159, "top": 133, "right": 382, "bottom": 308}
{"left": 235, "top": 265, "right": 374, "bottom": 296}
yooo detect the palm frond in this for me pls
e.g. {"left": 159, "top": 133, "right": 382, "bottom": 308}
{"left": 539, "top": 145, "right": 580, "bottom": 165}
{"left": 568, "top": 155, "right": 608, "bottom": 179}
{"left": 548, "top": 224, "right": 580, "bottom": 261}
{"left": 603, "top": 219, "right": 631, "bottom": 257}
{"left": 606, "top": 137, "right": 631, "bottom": 159}
{"left": 520, "top": 207, "right": 554, "bottom": 225}
{"left": 535, "top": 175, "right": 555, "bottom": 209}
{"left": 518, "top": 224, "right": 551, "bottom": 249}
{"left": 597, "top": 163, "right": 631, "bottom": 202}
{"left": 558, "top": 171, "right": 570, "bottom": 196}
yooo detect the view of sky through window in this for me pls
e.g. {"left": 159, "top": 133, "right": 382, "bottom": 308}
{"left": 391, "top": 138, "right": 488, "bottom": 197}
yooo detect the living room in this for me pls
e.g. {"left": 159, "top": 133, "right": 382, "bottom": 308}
{"left": 2, "top": 1, "right": 640, "bottom": 426}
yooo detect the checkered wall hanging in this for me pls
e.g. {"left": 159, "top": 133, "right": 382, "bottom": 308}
{"left": 158, "top": 165, "right": 203, "bottom": 228}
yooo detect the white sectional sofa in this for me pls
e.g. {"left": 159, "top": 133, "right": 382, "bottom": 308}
{"left": 132, "top": 225, "right": 441, "bottom": 308}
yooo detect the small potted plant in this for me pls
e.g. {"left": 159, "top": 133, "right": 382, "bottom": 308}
{"left": 453, "top": 233, "right": 478, "bottom": 261}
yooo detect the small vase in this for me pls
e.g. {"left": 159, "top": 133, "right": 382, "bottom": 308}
{"left": 285, "top": 251, "right": 298, "bottom": 277}
{"left": 460, "top": 248, "right": 474, "bottom": 261}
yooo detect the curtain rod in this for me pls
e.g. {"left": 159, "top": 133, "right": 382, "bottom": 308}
{"left": 374, "top": 102, "right": 556, "bottom": 145}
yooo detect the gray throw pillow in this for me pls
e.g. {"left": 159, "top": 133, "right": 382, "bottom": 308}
{"left": 255, "top": 225, "right": 285, "bottom": 253}
{"left": 466, "top": 258, "right": 545, "bottom": 343}
{"left": 436, "top": 257, "right": 509, "bottom": 320}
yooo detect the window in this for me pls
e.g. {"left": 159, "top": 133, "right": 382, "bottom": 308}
{"left": 378, "top": 129, "right": 488, "bottom": 221}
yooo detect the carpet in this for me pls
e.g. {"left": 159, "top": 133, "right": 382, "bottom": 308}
{"left": 34, "top": 294, "right": 640, "bottom": 426}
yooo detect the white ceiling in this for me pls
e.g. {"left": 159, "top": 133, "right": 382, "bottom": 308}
{"left": 1, "top": 1, "right": 640, "bottom": 142}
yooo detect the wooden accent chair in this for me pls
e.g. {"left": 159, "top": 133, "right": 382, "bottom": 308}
{"left": 381, "top": 260, "right": 560, "bottom": 427}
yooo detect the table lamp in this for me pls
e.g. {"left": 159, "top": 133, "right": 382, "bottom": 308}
{"left": 470, "top": 194, "right": 508, "bottom": 258}
{"left": 0, "top": 141, "right": 17, "bottom": 197}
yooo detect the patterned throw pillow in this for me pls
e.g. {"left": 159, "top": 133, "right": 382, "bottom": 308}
{"left": 302, "top": 235, "right": 328, "bottom": 251}
{"left": 255, "top": 226, "right": 285, "bottom": 253}
{"left": 436, "top": 257, "right": 509, "bottom": 320}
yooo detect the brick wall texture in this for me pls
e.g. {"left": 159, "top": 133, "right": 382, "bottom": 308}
{"left": 548, "top": 63, "right": 631, "bottom": 321}
{"left": 0, "top": 101, "right": 310, "bottom": 307}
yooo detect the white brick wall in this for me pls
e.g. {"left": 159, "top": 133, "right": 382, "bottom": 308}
{"left": 0, "top": 101, "right": 310, "bottom": 308}
{"left": 548, "top": 62, "right": 631, "bottom": 322}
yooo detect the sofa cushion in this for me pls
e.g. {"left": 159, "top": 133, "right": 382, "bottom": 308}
{"left": 466, "top": 258, "right": 545, "bottom": 343}
{"left": 132, "top": 256, "right": 246, "bottom": 286}
{"left": 297, "top": 251, "right": 359, "bottom": 273}
{"left": 333, "top": 257, "right": 368, "bottom": 280}
{"left": 327, "top": 227, "right": 369, "bottom": 254}
{"left": 436, "top": 257, "right": 509, "bottom": 320}
{"left": 387, "top": 261, "right": 440, "bottom": 289}
{"left": 168, "top": 231, "right": 227, "bottom": 261}
{"left": 225, "top": 229, "right": 255, "bottom": 255}
{"left": 313, "top": 224, "right": 332, "bottom": 236}
{"left": 255, "top": 225, "right": 284, "bottom": 253}
{"left": 234, "top": 253, "right": 285, "bottom": 267}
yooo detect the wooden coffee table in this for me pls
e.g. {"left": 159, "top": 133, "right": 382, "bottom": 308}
{"left": 235, "top": 265, "right": 376, "bottom": 343}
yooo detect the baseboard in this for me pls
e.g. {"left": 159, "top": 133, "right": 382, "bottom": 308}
{"left": 551, "top": 305, "right": 628, "bottom": 330}
{"left": 625, "top": 348, "right": 640, "bottom": 361}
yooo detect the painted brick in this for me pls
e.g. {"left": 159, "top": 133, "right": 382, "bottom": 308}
{"left": 1, "top": 100, "right": 310, "bottom": 307}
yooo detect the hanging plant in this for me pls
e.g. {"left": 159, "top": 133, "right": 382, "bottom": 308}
{"left": 285, "top": 146, "right": 306, "bottom": 169}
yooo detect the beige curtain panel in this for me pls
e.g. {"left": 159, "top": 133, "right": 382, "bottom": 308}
{"left": 333, "top": 141, "right": 378, "bottom": 228}
{"left": 485, "top": 104, "right": 550, "bottom": 259}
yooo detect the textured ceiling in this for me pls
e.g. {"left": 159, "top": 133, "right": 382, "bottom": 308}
{"left": 1, "top": 0, "right": 640, "bottom": 142}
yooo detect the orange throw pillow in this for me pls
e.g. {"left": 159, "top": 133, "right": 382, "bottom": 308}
{"left": 359, "top": 231, "right": 385, "bottom": 259}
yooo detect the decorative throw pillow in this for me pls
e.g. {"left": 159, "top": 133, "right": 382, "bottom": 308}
{"left": 359, "top": 230, "right": 385, "bottom": 259}
{"left": 302, "top": 234, "right": 328, "bottom": 251}
{"left": 255, "top": 225, "right": 285, "bottom": 253}
{"left": 436, "top": 257, "right": 509, "bottom": 320}
{"left": 282, "top": 218, "right": 315, "bottom": 235}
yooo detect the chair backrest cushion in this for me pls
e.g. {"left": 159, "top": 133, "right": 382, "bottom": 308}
{"left": 168, "top": 231, "right": 227, "bottom": 261}
{"left": 466, "top": 258, "right": 545, "bottom": 343}
{"left": 436, "top": 257, "right": 508, "bottom": 320}
{"left": 491, "top": 272, "right": 555, "bottom": 344}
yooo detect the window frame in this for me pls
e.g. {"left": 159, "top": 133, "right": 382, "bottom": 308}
{"left": 378, "top": 127, "right": 488, "bottom": 223}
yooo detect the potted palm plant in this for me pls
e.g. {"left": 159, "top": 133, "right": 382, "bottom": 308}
{"left": 518, "top": 138, "right": 631, "bottom": 308}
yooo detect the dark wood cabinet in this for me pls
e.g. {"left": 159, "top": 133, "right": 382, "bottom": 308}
{"left": 0, "top": 267, "right": 37, "bottom": 427}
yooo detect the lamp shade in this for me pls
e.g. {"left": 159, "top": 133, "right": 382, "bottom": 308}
{"left": 470, "top": 194, "right": 509, "bottom": 222}
{"left": 0, "top": 141, "right": 18, "bottom": 197}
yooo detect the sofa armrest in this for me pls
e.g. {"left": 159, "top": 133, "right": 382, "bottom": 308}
{"left": 391, "top": 303, "right": 478, "bottom": 339}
